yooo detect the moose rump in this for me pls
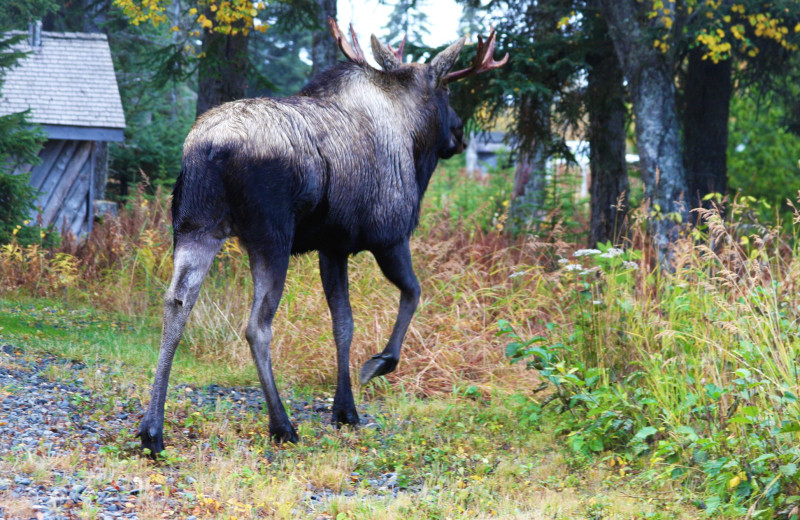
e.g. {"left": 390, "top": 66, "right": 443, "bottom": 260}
{"left": 137, "top": 19, "right": 508, "bottom": 455}
{"left": 179, "top": 94, "right": 421, "bottom": 252}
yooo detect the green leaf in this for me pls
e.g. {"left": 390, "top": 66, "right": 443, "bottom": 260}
{"left": 632, "top": 426, "right": 658, "bottom": 442}
{"left": 751, "top": 453, "right": 776, "bottom": 465}
{"left": 588, "top": 437, "right": 604, "bottom": 452}
{"left": 780, "top": 422, "right": 800, "bottom": 433}
{"left": 676, "top": 425, "right": 699, "bottom": 442}
{"left": 742, "top": 405, "right": 759, "bottom": 417}
{"left": 780, "top": 463, "right": 798, "bottom": 477}
{"left": 505, "top": 342, "right": 521, "bottom": 358}
{"left": 704, "top": 383, "right": 723, "bottom": 400}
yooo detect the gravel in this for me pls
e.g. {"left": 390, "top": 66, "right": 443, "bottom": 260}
{"left": 0, "top": 344, "right": 143, "bottom": 520}
{"left": 0, "top": 343, "right": 399, "bottom": 520}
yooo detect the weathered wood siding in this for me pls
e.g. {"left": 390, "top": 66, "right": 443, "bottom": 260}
{"left": 27, "top": 139, "right": 97, "bottom": 237}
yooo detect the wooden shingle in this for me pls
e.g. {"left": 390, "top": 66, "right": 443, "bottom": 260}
{"left": 0, "top": 30, "right": 126, "bottom": 137}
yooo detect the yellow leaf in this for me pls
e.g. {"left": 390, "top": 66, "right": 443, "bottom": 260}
{"left": 729, "top": 475, "right": 741, "bottom": 489}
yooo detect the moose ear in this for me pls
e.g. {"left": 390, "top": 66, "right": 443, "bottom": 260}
{"left": 430, "top": 36, "right": 466, "bottom": 82}
{"left": 371, "top": 34, "right": 402, "bottom": 71}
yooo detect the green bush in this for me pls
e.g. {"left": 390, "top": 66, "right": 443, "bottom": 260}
{"left": 728, "top": 89, "right": 800, "bottom": 220}
{"left": 502, "top": 213, "right": 800, "bottom": 518}
{"left": 0, "top": 171, "right": 36, "bottom": 244}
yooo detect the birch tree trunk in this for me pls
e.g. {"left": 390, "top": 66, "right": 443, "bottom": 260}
{"left": 600, "top": 0, "right": 688, "bottom": 268}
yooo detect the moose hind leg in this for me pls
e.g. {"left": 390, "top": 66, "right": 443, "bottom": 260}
{"left": 246, "top": 246, "right": 298, "bottom": 443}
{"left": 319, "top": 251, "right": 359, "bottom": 427}
{"left": 139, "top": 235, "right": 224, "bottom": 457}
{"left": 359, "top": 241, "right": 421, "bottom": 385}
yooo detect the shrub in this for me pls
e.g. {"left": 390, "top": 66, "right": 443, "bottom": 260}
{"left": 503, "top": 199, "right": 800, "bottom": 517}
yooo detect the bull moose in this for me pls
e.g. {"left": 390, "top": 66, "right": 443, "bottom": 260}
{"left": 138, "top": 19, "right": 508, "bottom": 454}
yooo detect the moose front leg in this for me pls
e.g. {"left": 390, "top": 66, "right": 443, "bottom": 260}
{"left": 360, "top": 241, "right": 420, "bottom": 385}
{"left": 319, "top": 251, "right": 359, "bottom": 427}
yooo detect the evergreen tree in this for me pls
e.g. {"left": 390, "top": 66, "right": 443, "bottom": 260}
{"left": 249, "top": 24, "right": 312, "bottom": 97}
{"left": 310, "top": 0, "right": 336, "bottom": 76}
{"left": 0, "top": 2, "right": 53, "bottom": 244}
{"left": 383, "top": 0, "right": 431, "bottom": 48}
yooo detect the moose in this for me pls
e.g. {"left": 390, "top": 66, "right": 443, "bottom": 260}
{"left": 138, "top": 19, "right": 508, "bottom": 454}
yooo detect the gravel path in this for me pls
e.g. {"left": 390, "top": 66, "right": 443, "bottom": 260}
{"left": 0, "top": 343, "right": 134, "bottom": 520}
{"left": 0, "top": 344, "right": 395, "bottom": 520}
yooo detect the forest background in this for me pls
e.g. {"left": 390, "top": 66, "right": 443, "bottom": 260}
{"left": 2, "top": 1, "right": 800, "bottom": 519}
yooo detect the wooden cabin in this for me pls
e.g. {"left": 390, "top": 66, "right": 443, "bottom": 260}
{"left": 0, "top": 24, "right": 125, "bottom": 237}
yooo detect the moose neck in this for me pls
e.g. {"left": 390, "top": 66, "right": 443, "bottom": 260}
{"left": 300, "top": 62, "right": 445, "bottom": 202}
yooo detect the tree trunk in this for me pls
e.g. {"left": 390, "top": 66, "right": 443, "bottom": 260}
{"left": 600, "top": 0, "right": 688, "bottom": 268}
{"left": 196, "top": 21, "right": 249, "bottom": 118}
{"left": 682, "top": 47, "right": 732, "bottom": 212}
{"left": 311, "top": 0, "right": 338, "bottom": 77}
{"left": 510, "top": 96, "right": 550, "bottom": 231}
{"left": 587, "top": 31, "right": 628, "bottom": 247}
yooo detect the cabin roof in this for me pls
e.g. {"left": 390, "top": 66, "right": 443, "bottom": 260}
{"left": 0, "top": 30, "right": 126, "bottom": 139}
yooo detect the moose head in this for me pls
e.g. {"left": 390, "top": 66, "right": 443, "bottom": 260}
{"left": 328, "top": 18, "right": 509, "bottom": 161}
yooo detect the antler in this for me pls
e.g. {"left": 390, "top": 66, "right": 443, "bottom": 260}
{"left": 441, "top": 28, "right": 509, "bottom": 84}
{"left": 387, "top": 34, "right": 406, "bottom": 62}
{"left": 328, "top": 17, "right": 367, "bottom": 64}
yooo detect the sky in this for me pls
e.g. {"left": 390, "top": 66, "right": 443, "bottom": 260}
{"left": 336, "top": 0, "right": 464, "bottom": 56}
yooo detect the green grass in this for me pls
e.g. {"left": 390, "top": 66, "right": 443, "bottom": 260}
{"left": 0, "top": 298, "right": 260, "bottom": 388}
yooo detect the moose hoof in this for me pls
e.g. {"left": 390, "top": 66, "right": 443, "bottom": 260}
{"left": 137, "top": 422, "right": 164, "bottom": 460}
{"left": 358, "top": 353, "right": 398, "bottom": 385}
{"left": 270, "top": 425, "right": 299, "bottom": 444}
{"left": 332, "top": 407, "right": 360, "bottom": 428}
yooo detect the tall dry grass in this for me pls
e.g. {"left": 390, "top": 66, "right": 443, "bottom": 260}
{"left": 0, "top": 183, "right": 542, "bottom": 396}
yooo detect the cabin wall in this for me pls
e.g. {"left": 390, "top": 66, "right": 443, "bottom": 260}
{"left": 26, "top": 138, "right": 98, "bottom": 237}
